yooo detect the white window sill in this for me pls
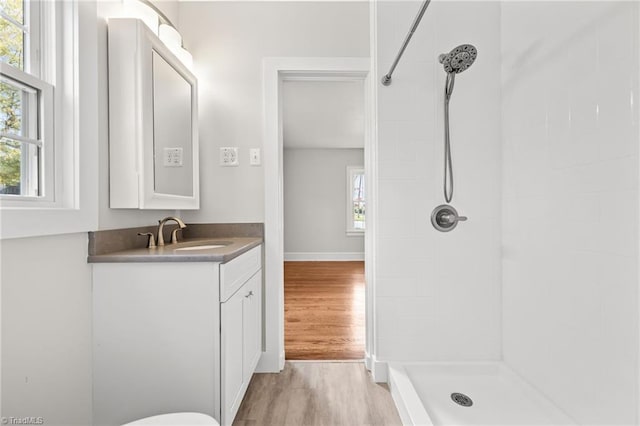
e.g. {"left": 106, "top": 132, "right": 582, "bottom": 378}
{"left": 346, "top": 230, "right": 365, "bottom": 237}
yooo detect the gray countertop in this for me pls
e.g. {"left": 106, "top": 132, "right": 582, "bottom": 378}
{"left": 87, "top": 237, "right": 262, "bottom": 263}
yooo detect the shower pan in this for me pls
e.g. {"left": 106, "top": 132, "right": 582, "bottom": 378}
{"left": 389, "top": 363, "right": 575, "bottom": 426}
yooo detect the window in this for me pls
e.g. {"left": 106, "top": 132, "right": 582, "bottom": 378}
{"left": 347, "top": 166, "right": 365, "bottom": 235}
{"left": 0, "top": 0, "right": 53, "bottom": 200}
{"left": 0, "top": 0, "right": 99, "bottom": 239}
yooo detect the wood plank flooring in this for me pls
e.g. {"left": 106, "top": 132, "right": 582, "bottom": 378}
{"left": 285, "top": 261, "right": 365, "bottom": 360}
{"left": 233, "top": 362, "right": 402, "bottom": 426}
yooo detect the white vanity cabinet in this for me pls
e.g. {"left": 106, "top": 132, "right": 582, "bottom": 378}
{"left": 219, "top": 245, "right": 262, "bottom": 424}
{"left": 92, "top": 245, "right": 262, "bottom": 426}
{"left": 221, "top": 272, "right": 262, "bottom": 423}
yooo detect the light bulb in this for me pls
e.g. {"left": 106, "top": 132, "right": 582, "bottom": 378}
{"left": 159, "top": 24, "right": 182, "bottom": 48}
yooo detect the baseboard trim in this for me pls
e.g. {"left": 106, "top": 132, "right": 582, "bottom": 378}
{"left": 287, "top": 359, "right": 364, "bottom": 363}
{"left": 371, "top": 355, "right": 388, "bottom": 383}
{"left": 365, "top": 351, "right": 373, "bottom": 371}
{"left": 284, "top": 252, "right": 365, "bottom": 261}
{"left": 255, "top": 351, "right": 283, "bottom": 373}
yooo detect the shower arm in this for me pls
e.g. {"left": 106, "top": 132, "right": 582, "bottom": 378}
{"left": 381, "top": 0, "right": 433, "bottom": 86}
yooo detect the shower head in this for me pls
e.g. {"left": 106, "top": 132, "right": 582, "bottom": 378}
{"left": 438, "top": 44, "right": 477, "bottom": 74}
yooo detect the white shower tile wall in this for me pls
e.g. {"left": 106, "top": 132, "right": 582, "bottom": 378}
{"left": 375, "top": 1, "right": 502, "bottom": 361}
{"left": 502, "top": 2, "right": 638, "bottom": 424}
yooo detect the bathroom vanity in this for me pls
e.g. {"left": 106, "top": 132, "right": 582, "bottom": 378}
{"left": 90, "top": 231, "right": 263, "bottom": 426}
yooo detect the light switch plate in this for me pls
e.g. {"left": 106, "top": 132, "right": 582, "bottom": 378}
{"left": 249, "top": 148, "right": 261, "bottom": 166}
{"left": 220, "top": 147, "right": 239, "bottom": 166}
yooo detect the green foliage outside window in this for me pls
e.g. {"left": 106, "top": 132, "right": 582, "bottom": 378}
{"left": 0, "top": 0, "right": 25, "bottom": 192}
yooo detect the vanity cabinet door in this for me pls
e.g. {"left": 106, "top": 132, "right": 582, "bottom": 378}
{"left": 242, "top": 272, "right": 262, "bottom": 382}
{"left": 219, "top": 246, "right": 263, "bottom": 426}
{"left": 220, "top": 290, "right": 244, "bottom": 425}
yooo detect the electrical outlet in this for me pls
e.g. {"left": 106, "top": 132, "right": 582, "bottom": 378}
{"left": 220, "top": 147, "right": 239, "bottom": 166}
{"left": 249, "top": 148, "right": 261, "bottom": 166}
{"left": 163, "top": 147, "right": 183, "bottom": 167}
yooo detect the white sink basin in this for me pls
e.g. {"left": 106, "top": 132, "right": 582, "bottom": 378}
{"left": 175, "top": 244, "right": 227, "bottom": 251}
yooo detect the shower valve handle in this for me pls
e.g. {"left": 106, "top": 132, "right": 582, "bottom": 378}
{"left": 442, "top": 213, "right": 467, "bottom": 224}
{"left": 431, "top": 205, "right": 467, "bottom": 232}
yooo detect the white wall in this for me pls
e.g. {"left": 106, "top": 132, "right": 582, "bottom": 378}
{"left": 283, "top": 80, "right": 365, "bottom": 149}
{"left": 373, "top": 1, "right": 502, "bottom": 361}
{"left": 284, "top": 148, "right": 364, "bottom": 258}
{"left": 1, "top": 234, "right": 92, "bottom": 425}
{"left": 501, "top": 2, "right": 639, "bottom": 424}
{"left": 178, "top": 1, "right": 370, "bottom": 225}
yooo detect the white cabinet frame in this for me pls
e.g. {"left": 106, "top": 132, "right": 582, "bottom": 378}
{"left": 108, "top": 18, "right": 199, "bottom": 210}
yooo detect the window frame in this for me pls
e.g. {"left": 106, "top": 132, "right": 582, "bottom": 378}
{"left": 0, "top": 0, "right": 54, "bottom": 204}
{"left": 346, "top": 165, "right": 365, "bottom": 236}
{"left": 0, "top": 0, "right": 40, "bottom": 74}
{"left": 0, "top": 0, "right": 99, "bottom": 239}
{"left": 0, "top": 63, "right": 54, "bottom": 202}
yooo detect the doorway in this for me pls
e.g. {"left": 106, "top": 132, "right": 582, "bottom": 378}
{"left": 261, "top": 57, "right": 372, "bottom": 371}
{"left": 281, "top": 79, "right": 366, "bottom": 359}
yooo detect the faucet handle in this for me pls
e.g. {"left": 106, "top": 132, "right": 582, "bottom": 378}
{"left": 170, "top": 227, "right": 185, "bottom": 244}
{"left": 138, "top": 232, "right": 156, "bottom": 248}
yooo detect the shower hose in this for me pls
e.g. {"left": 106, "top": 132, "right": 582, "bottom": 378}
{"left": 443, "top": 71, "right": 456, "bottom": 203}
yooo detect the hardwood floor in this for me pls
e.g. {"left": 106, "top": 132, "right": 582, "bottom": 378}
{"left": 233, "top": 362, "right": 402, "bottom": 426}
{"left": 284, "top": 261, "right": 365, "bottom": 360}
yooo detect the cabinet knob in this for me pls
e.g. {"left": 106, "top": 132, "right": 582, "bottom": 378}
{"left": 245, "top": 291, "right": 254, "bottom": 298}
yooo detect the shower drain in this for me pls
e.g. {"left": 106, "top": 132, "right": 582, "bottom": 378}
{"left": 451, "top": 392, "right": 473, "bottom": 407}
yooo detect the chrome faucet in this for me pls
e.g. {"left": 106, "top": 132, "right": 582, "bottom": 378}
{"left": 157, "top": 216, "right": 187, "bottom": 246}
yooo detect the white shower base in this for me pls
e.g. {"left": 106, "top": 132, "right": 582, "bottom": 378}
{"left": 388, "top": 362, "right": 575, "bottom": 426}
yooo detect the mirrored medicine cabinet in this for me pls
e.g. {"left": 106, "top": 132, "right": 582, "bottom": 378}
{"left": 108, "top": 18, "right": 199, "bottom": 209}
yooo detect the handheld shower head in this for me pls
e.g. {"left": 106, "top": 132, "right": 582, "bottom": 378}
{"left": 438, "top": 43, "right": 477, "bottom": 205}
{"left": 439, "top": 44, "right": 477, "bottom": 74}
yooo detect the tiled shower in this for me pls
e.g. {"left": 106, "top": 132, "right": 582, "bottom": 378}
{"left": 374, "top": 1, "right": 638, "bottom": 423}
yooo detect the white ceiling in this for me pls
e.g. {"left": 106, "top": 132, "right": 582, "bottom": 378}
{"left": 282, "top": 80, "right": 365, "bottom": 149}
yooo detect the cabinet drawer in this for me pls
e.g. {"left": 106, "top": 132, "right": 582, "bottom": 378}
{"left": 220, "top": 245, "right": 262, "bottom": 302}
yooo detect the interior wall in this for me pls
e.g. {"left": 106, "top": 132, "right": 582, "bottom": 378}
{"left": 283, "top": 148, "right": 364, "bottom": 258}
{"left": 177, "top": 1, "right": 370, "bottom": 225}
{"left": 501, "top": 2, "right": 639, "bottom": 424}
{"left": 1, "top": 234, "right": 93, "bottom": 425}
{"left": 374, "top": 1, "right": 502, "bottom": 361}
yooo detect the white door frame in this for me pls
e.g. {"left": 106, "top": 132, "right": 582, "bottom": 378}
{"left": 259, "top": 57, "right": 376, "bottom": 373}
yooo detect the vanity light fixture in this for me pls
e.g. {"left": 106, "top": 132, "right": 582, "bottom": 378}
{"left": 159, "top": 24, "right": 182, "bottom": 48}
{"left": 121, "top": 0, "right": 194, "bottom": 70}
{"left": 122, "top": 0, "right": 159, "bottom": 35}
